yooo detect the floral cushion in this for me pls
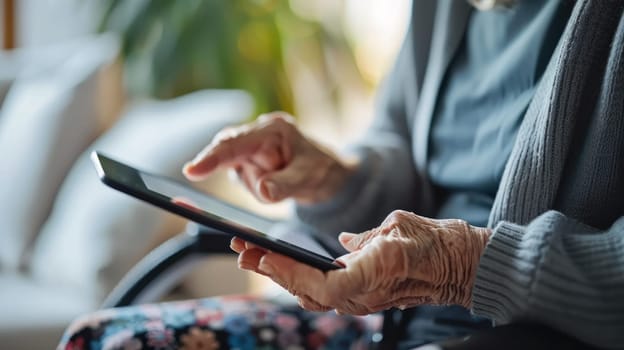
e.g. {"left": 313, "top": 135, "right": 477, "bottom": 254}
{"left": 59, "top": 295, "right": 382, "bottom": 350}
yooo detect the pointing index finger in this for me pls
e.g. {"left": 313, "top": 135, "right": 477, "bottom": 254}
{"left": 184, "top": 130, "right": 280, "bottom": 180}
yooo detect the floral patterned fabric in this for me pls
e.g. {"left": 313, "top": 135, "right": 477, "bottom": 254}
{"left": 58, "top": 295, "right": 382, "bottom": 350}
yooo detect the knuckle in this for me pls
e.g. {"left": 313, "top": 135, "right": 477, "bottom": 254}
{"left": 375, "top": 236, "right": 394, "bottom": 249}
{"left": 258, "top": 111, "right": 294, "bottom": 124}
{"left": 275, "top": 120, "right": 297, "bottom": 136}
{"left": 217, "top": 137, "right": 237, "bottom": 150}
{"left": 257, "top": 112, "right": 278, "bottom": 122}
{"left": 385, "top": 210, "right": 409, "bottom": 228}
{"left": 215, "top": 124, "right": 248, "bottom": 139}
{"left": 352, "top": 229, "right": 378, "bottom": 249}
{"left": 390, "top": 209, "right": 411, "bottom": 219}
{"left": 257, "top": 113, "right": 298, "bottom": 140}
{"left": 213, "top": 128, "right": 233, "bottom": 142}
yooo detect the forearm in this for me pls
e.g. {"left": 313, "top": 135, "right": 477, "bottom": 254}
{"left": 472, "top": 211, "right": 624, "bottom": 349}
{"left": 295, "top": 141, "right": 426, "bottom": 236}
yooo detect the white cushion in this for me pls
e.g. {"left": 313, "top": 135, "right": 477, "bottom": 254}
{"left": 0, "top": 273, "right": 96, "bottom": 350}
{"left": 30, "top": 90, "right": 252, "bottom": 299}
{"left": 0, "top": 36, "right": 119, "bottom": 270}
{"left": 0, "top": 58, "right": 15, "bottom": 107}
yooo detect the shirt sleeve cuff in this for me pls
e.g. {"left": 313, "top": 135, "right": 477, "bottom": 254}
{"left": 471, "top": 216, "right": 555, "bottom": 323}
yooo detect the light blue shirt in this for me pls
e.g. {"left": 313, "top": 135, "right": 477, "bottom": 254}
{"left": 427, "top": 0, "right": 569, "bottom": 226}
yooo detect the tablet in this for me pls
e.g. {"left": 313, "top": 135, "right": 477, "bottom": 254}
{"left": 90, "top": 151, "right": 342, "bottom": 271}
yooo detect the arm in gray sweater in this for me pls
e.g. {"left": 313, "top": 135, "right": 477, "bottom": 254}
{"left": 474, "top": 211, "right": 624, "bottom": 349}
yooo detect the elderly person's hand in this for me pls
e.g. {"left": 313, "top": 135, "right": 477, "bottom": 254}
{"left": 231, "top": 210, "right": 491, "bottom": 315}
{"left": 183, "top": 112, "right": 357, "bottom": 204}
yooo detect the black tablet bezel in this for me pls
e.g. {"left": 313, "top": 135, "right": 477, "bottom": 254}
{"left": 91, "top": 151, "right": 342, "bottom": 271}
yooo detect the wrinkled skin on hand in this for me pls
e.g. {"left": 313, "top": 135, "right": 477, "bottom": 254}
{"left": 232, "top": 210, "right": 491, "bottom": 315}
{"left": 183, "top": 112, "right": 356, "bottom": 204}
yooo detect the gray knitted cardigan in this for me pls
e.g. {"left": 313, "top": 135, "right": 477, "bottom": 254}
{"left": 296, "top": 0, "right": 624, "bottom": 348}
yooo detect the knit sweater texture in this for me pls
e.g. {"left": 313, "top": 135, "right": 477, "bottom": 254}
{"left": 296, "top": 1, "right": 624, "bottom": 348}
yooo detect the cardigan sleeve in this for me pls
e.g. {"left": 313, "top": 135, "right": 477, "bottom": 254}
{"left": 472, "top": 210, "right": 624, "bottom": 349}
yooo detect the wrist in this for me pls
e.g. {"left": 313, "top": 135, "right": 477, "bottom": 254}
{"left": 438, "top": 220, "right": 492, "bottom": 308}
{"left": 322, "top": 156, "right": 359, "bottom": 200}
{"left": 462, "top": 225, "right": 492, "bottom": 308}
{"left": 296, "top": 146, "right": 360, "bottom": 205}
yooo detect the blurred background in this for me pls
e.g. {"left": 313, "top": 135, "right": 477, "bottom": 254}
{"left": 0, "top": 0, "right": 408, "bottom": 348}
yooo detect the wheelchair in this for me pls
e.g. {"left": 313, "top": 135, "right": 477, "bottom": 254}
{"left": 101, "top": 223, "right": 593, "bottom": 350}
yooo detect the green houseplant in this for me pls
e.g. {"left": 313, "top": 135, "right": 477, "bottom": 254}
{"left": 98, "top": 0, "right": 362, "bottom": 116}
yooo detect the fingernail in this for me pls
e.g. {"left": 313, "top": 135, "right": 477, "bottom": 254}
{"left": 338, "top": 232, "right": 355, "bottom": 242}
{"left": 229, "top": 242, "right": 238, "bottom": 252}
{"left": 183, "top": 161, "right": 196, "bottom": 173}
{"left": 338, "top": 232, "right": 358, "bottom": 250}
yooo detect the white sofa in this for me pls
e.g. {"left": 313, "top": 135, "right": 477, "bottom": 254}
{"left": 0, "top": 36, "right": 253, "bottom": 349}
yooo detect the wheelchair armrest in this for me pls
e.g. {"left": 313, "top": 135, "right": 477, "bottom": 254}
{"left": 102, "top": 223, "right": 235, "bottom": 308}
{"left": 430, "top": 323, "right": 595, "bottom": 350}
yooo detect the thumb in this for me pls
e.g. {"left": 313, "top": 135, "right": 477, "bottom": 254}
{"left": 258, "top": 252, "right": 329, "bottom": 297}
{"left": 338, "top": 229, "right": 377, "bottom": 252}
{"left": 338, "top": 232, "right": 359, "bottom": 252}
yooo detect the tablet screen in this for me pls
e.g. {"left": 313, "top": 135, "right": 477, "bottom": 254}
{"left": 140, "top": 172, "right": 334, "bottom": 260}
{"left": 141, "top": 172, "right": 274, "bottom": 232}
